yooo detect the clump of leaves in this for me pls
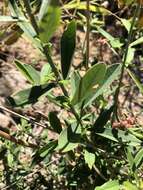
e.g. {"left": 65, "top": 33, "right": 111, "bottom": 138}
{"left": 0, "top": 0, "right": 143, "bottom": 189}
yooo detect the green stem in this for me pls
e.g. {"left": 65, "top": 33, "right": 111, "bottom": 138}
{"left": 22, "top": 0, "right": 80, "bottom": 123}
{"left": 22, "top": 0, "right": 39, "bottom": 34}
{"left": 112, "top": 3, "right": 141, "bottom": 122}
{"left": 42, "top": 46, "right": 81, "bottom": 122}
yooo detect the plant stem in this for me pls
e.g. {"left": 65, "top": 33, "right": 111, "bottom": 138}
{"left": 0, "top": 105, "right": 47, "bottom": 128}
{"left": 112, "top": 3, "right": 141, "bottom": 122}
{"left": 22, "top": 0, "right": 39, "bottom": 34}
{"left": 86, "top": 0, "right": 90, "bottom": 70}
{"left": 42, "top": 46, "right": 81, "bottom": 122}
{"left": 0, "top": 129, "right": 38, "bottom": 148}
{"left": 22, "top": 0, "right": 81, "bottom": 123}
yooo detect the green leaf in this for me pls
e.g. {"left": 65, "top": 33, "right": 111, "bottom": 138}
{"left": 96, "top": 27, "right": 123, "bottom": 49}
{"left": 40, "top": 64, "right": 52, "bottom": 84}
{"left": 127, "top": 69, "right": 143, "bottom": 95}
{"left": 39, "top": 0, "right": 61, "bottom": 43}
{"left": 130, "top": 36, "right": 143, "bottom": 47}
{"left": 57, "top": 123, "right": 81, "bottom": 152}
{"left": 38, "top": 0, "right": 50, "bottom": 20}
{"left": 84, "top": 150, "right": 95, "bottom": 169}
{"left": 61, "top": 20, "right": 76, "bottom": 79}
{"left": 49, "top": 112, "right": 62, "bottom": 134}
{"left": 122, "top": 181, "right": 138, "bottom": 190}
{"left": 95, "top": 180, "right": 120, "bottom": 190}
{"left": 96, "top": 128, "right": 141, "bottom": 147}
{"left": 9, "top": 0, "right": 42, "bottom": 50}
{"left": 125, "top": 47, "right": 135, "bottom": 66}
{"left": 134, "top": 148, "right": 143, "bottom": 168}
{"left": 121, "top": 18, "right": 131, "bottom": 32}
{"left": 7, "top": 83, "right": 56, "bottom": 107}
{"left": 71, "top": 63, "right": 106, "bottom": 105}
{"left": 39, "top": 140, "right": 57, "bottom": 158}
{"left": 126, "top": 147, "right": 134, "bottom": 171}
{"left": 70, "top": 71, "right": 81, "bottom": 97}
{"left": 84, "top": 64, "right": 121, "bottom": 107}
{"left": 63, "top": 2, "right": 110, "bottom": 15}
{"left": 93, "top": 106, "right": 114, "bottom": 131}
{"left": 15, "top": 60, "right": 40, "bottom": 85}
{"left": 0, "top": 15, "right": 18, "bottom": 22}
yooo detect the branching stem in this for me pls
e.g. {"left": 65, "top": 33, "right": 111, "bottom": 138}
{"left": 21, "top": 0, "right": 81, "bottom": 123}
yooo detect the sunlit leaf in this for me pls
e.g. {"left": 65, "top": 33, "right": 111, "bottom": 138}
{"left": 71, "top": 63, "right": 106, "bottom": 105}
{"left": 95, "top": 180, "right": 120, "bottom": 190}
{"left": 39, "top": 0, "right": 61, "bottom": 43}
{"left": 15, "top": 60, "right": 40, "bottom": 85}
{"left": 84, "top": 150, "right": 95, "bottom": 169}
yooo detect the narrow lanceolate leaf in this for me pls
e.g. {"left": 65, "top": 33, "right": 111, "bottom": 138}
{"left": 49, "top": 112, "right": 62, "bottom": 134}
{"left": 61, "top": 20, "right": 76, "bottom": 79}
{"left": 71, "top": 63, "right": 106, "bottom": 105}
{"left": 7, "top": 83, "right": 56, "bottom": 107}
{"left": 127, "top": 68, "right": 143, "bottom": 95}
{"left": 134, "top": 148, "right": 143, "bottom": 168}
{"left": 96, "top": 128, "right": 141, "bottom": 147}
{"left": 39, "top": 0, "right": 61, "bottom": 43}
{"left": 38, "top": 0, "right": 50, "bottom": 20}
{"left": 15, "top": 60, "right": 40, "bottom": 85}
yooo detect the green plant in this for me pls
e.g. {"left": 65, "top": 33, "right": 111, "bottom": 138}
{"left": 0, "top": 0, "right": 143, "bottom": 189}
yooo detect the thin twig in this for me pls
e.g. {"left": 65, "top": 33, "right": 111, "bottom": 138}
{"left": 0, "top": 105, "right": 47, "bottom": 128}
{"left": 112, "top": 3, "right": 141, "bottom": 122}
{"left": 0, "top": 128, "right": 38, "bottom": 148}
{"left": 42, "top": 46, "right": 81, "bottom": 122}
{"left": 22, "top": 0, "right": 39, "bottom": 34}
{"left": 93, "top": 165, "right": 107, "bottom": 181}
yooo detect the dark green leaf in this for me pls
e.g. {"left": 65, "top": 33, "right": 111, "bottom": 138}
{"left": 93, "top": 105, "right": 114, "bottom": 131}
{"left": 7, "top": 83, "right": 56, "bottom": 107}
{"left": 49, "top": 112, "right": 62, "bottom": 134}
{"left": 15, "top": 60, "right": 40, "bottom": 85}
{"left": 61, "top": 20, "right": 76, "bottom": 79}
{"left": 39, "top": 140, "right": 58, "bottom": 158}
